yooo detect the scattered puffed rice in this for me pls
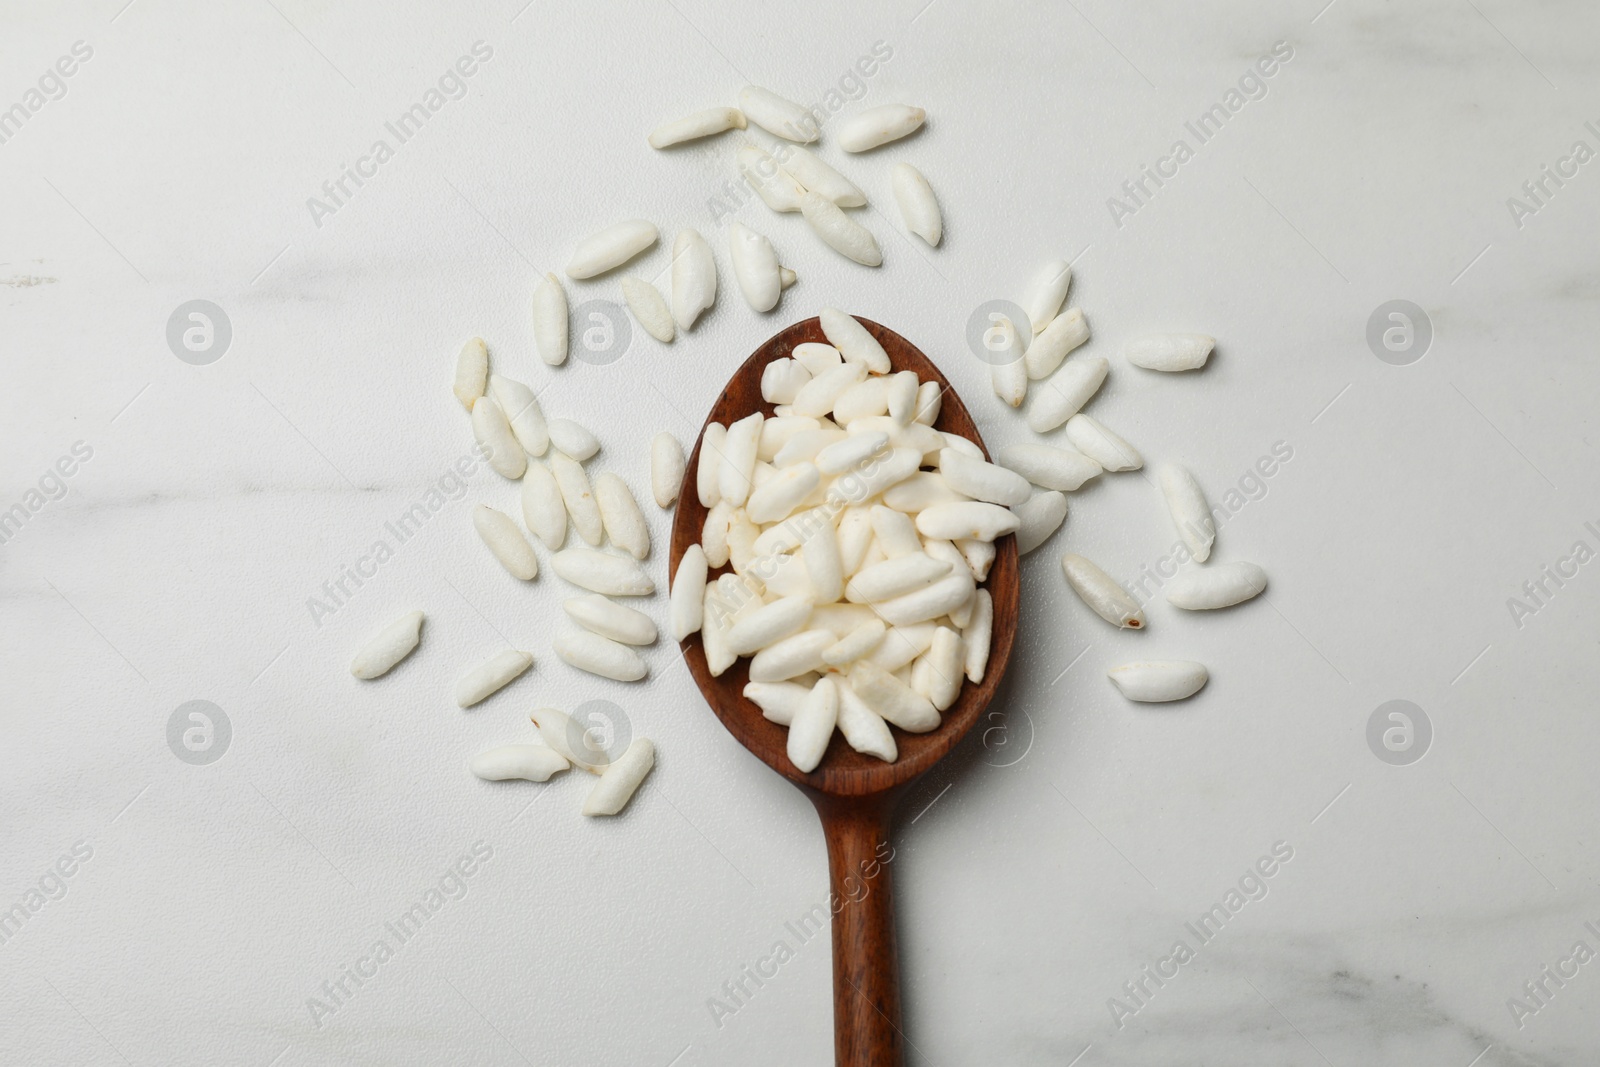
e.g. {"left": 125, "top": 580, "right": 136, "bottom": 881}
{"left": 891, "top": 163, "right": 942, "bottom": 246}
{"left": 532, "top": 273, "right": 569, "bottom": 367}
{"left": 470, "top": 744, "right": 569, "bottom": 782}
{"left": 837, "top": 104, "right": 926, "bottom": 152}
{"left": 780, "top": 145, "right": 866, "bottom": 206}
{"left": 548, "top": 417, "right": 600, "bottom": 462}
{"left": 489, "top": 375, "right": 549, "bottom": 458}
{"left": 997, "top": 442, "right": 1102, "bottom": 491}
{"left": 651, "top": 432, "right": 685, "bottom": 508}
{"left": 738, "top": 86, "right": 818, "bottom": 142}
{"left": 474, "top": 504, "right": 539, "bottom": 580}
{"left": 551, "top": 546, "right": 654, "bottom": 596}
{"left": 1108, "top": 661, "right": 1208, "bottom": 702}
{"left": 1156, "top": 463, "right": 1214, "bottom": 562}
{"left": 671, "top": 229, "right": 717, "bottom": 331}
{"left": 564, "top": 594, "right": 657, "bottom": 645}
{"left": 530, "top": 707, "right": 610, "bottom": 772}
{"left": 1064, "top": 414, "right": 1142, "bottom": 472}
{"left": 1061, "top": 554, "right": 1145, "bottom": 629}
{"left": 471, "top": 395, "right": 526, "bottom": 479}
{"left": 1165, "top": 562, "right": 1267, "bottom": 610}
{"left": 582, "top": 738, "right": 655, "bottom": 816}
{"left": 555, "top": 630, "right": 648, "bottom": 681}
{"left": 737, "top": 144, "right": 807, "bottom": 212}
{"left": 621, "top": 275, "right": 675, "bottom": 343}
{"left": 567, "top": 220, "right": 659, "bottom": 279}
{"left": 1027, "top": 357, "right": 1108, "bottom": 434}
{"left": 453, "top": 337, "right": 488, "bottom": 409}
{"left": 520, "top": 461, "right": 567, "bottom": 550}
{"left": 988, "top": 317, "right": 1028, "bottom": 408}
{"left": 1014, "top": 491, "right": 1068, "bottom": 555}
{"left": 351, "top": 611, "right": 423, "bottom": 680}
{"left": 1126, "top": 334, "right": 1214, "bottom": 371}
{"left": 1023, "top": 260, "right": 1072, "bottom": 334}
{"left": 1023, "top": 308, "right": 1089, "bottom": 381}
{"left": 800, "top": 192, "right": 882, "bottom": 266}
{"left": 593, "top": 472, "right": 650, "bottom": 560}
{"left": 550, "top": 451, "right": 603, "bottom": 545}
{"left": 649, "top": 106, "right": 746, "bottom": 148}
{"left": 456, "top": 649, "right": 534, "bottom": 707}
{"left": 729, "top": 222, "right": 784, "bottom": 312}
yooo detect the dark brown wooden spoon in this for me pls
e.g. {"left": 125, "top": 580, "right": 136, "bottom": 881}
{"left": 668, "top": 316, "right": 1020, "bottom": 1067}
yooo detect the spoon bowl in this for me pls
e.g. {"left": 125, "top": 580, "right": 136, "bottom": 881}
{"left": 669, "top": 316, "right": 1019, "bottom": 1066}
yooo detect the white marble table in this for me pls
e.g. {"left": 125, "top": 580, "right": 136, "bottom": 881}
{"left": 3, "top": 0, "right": 1597, "bottom": 1063}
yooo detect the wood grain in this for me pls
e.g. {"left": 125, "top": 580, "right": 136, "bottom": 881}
{"left": 668, "top": 316, "right": 1020, "bottom": 1065}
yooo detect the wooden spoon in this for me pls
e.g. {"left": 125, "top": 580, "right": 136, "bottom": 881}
{"left": 669, "top": 316, "right": 1020, "bottom": 1066}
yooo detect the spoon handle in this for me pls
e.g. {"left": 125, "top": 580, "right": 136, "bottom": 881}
{"left": 815, "top": 795, "right": 902, "bottom": 1067}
